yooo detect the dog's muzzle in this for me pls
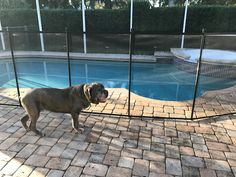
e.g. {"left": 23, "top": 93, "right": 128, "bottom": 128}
{"left": 99, "top": 90, "right": 108, "bottom": 103}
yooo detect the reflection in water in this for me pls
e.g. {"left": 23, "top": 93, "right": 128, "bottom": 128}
{"left": 0, "top": 59, "right": 236, "bottom": 101}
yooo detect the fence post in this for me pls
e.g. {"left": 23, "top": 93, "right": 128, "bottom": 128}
{"left": 190, "top": 29, "right": 206, "bottom": 119}
{"left": 128, "top": 28, "right": 135, "bottom": 117}
{"left": 66, "top": 28, "right": 72, "bottom": 87}
{"left": 181, "top": 0, "right": 189, "bottom": 48}
{"left": 8, "top": 31, "right": 22, "bottom": 106}
{"left": 36, "top": 0, "right": 45, "bottom": 52}
{"left": 130, "top": 0, "right": 134, "bottom": 32}
{"left": 0, "top": 20, "right": 6, "bottom": 51}
{"left": 82, "top": 0, "right": 87, "bottom": 53}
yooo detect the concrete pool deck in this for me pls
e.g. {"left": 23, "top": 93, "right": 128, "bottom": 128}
{"left": 0, "top": 86, "right": 236, "bottom": 119}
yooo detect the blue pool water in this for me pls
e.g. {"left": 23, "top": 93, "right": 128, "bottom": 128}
{"left": 1, "top": 58, "right": 236, "bottom": 101}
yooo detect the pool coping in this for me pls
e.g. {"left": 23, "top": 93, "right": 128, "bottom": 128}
{"left": 0, "top": 51, "right": 157, "bottom": 62}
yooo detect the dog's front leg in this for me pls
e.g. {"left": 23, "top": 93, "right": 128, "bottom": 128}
{"left": 71, "top": 111, "right": 82, "bottom": 133}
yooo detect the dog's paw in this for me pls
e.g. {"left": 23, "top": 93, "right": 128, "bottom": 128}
{"left": 72, "top": 127, "right": 83, "bottom": 134}
{"left": 34, "top": 130, "right": 45, "bottom": 137}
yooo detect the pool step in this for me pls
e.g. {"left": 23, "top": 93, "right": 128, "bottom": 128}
{"left": 154, "top": 51, "right": 174, "bottom": 63}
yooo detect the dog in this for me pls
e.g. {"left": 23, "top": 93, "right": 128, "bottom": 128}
{"left": 21, "top": 83, "right": 108, "bottom": 136}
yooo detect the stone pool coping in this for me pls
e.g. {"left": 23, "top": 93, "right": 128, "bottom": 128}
{"left": 0, "top": 51, "right": 156, "bottom": 62}
{"left": 1, "top": 85, "right": 236, "bottom": 119}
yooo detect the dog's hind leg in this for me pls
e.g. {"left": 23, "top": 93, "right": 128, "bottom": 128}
{"left": 29, "top": 114, "right": 45, "bottom": 137}
{"left": 23, "top": 101, "right": 44, "bottom": 136}
{"left": 21, "top": 115, "right": 30, "bottom": 131}
{"left": 29, "top": 110, "right": 45, "bottom": 137}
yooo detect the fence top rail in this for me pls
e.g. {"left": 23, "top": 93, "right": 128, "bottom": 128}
{"left": 1, "top": 29, "right": 236, "bottom": 37}
{"left": 205, "top": 33, "right": 236, "bottom": 37}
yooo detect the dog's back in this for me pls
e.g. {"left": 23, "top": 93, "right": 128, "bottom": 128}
{"left": 21, "top": 87, "right": 73, "bottom": 113}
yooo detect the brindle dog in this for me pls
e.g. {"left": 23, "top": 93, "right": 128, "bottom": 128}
{"left": 21, "top": 83, "right": 108, "bottom": 136}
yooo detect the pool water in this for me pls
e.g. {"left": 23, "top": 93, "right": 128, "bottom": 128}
{"left": 1, "top": 58, "right": 236, "bottom": 101}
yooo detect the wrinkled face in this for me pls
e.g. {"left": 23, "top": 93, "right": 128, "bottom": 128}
{"left": 89, "top": 83, "right": 108, "bottom": 104}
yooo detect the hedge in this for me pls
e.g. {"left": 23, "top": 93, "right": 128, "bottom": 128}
{"left": 0, "top": 9, "right": 37, "bottom": 29}
{"left": 0, "top": 6, "right": 236, "bottom": 33}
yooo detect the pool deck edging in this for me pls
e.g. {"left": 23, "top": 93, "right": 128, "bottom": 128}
{"left": 0, "top": 51, "right": 157, "bottom": 62}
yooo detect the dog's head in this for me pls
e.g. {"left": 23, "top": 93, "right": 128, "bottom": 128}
{"left": 88, "top": 83, "right": 108, "bottom": 104}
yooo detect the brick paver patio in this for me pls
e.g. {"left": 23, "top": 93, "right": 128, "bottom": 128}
{"left": 1, "top": 86, "right": 236, "bottom": 119}
{"left": 0, "top": 104, "right": 236, "bottom": 176}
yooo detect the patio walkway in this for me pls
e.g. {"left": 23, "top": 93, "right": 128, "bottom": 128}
{"left": 1, "top": 86, "right": 236, "bottom": 119}
{"left": 0, "top": 105, "right": 236, "bottom": 177}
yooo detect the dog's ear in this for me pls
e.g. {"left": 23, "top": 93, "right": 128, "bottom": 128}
{"left": 88, "top": 83, "right": 96, "bottom": 93}
{"left": 89, "top": 82, "right": 98, "bottom": 87}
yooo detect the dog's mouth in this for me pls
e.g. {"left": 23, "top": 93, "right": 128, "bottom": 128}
{"left": 99, "top": 97, "right": 107, "bottom": 103}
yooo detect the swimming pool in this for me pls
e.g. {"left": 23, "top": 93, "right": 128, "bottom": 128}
{"left": 1, "top": 58, "right": 236, "bottom": 101}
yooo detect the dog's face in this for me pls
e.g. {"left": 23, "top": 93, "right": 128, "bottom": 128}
{"left": 89, "top": 83, "right": 108, "bottom": 104}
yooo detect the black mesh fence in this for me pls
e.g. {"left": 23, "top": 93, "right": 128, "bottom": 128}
{"left": 194, "top": 34, "right": 236, "bottom": 118}
{"left": 0, "top": 30, "right": 236, "bottom": 119}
